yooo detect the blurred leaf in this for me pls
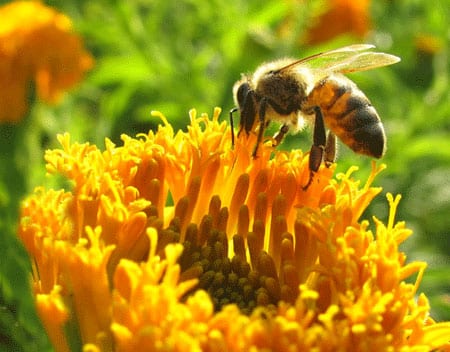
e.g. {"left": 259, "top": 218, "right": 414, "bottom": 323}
{"left": 90, "top": 56, "right": 152, "bottom": 85}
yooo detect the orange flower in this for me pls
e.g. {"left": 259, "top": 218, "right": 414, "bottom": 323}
{"left": 305, "top": 0, "right": 371, "bottom": 45}
{"left": 19, "top": 108, "right": 450, "bottom": 351}
{"left": 415, "top": 34, "right": 444, "bottom": 55}
{"left": 0, "top": 1, "right": 93, "bottom": 123}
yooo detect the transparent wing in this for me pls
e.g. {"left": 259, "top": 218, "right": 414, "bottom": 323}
{"left": 315, "top": 51, "right": 401, "bottom": 74}
{"left": 278, "top": 44, "right": 400, "bottom": 77}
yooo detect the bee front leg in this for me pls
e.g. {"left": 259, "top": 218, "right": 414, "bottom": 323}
{"left": 303, "top": 106, "right": 326, "bottom": 190}
{"left": 229, "top": 107, "right": 238, "bottom": 147}
{"left": 252, "top": 98, "right": 268, "bottom": 158}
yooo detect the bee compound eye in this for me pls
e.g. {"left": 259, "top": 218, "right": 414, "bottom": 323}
{"left": 236, "top": 83, "right": 250, "bottom": 102}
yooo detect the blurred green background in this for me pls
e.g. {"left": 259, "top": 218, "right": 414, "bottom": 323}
{"left": 1, "top": 0, "right": 449, "bottom": 350}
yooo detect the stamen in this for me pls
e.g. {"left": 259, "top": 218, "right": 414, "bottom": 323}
{"left": 247, "top": 169, "right": 270, "bottom": 212}
{"left": 185, "top": 176, "right": 201, "bottom": 222}
{"left": 208, "top": 195, "right": 222, "bottom": 224}
{"left": 237, "top": 205, "right": 250, "bottom": 238}
{"left": 216, "top": 207, "right": 229, "bottom": 233}
{"left": 155, "top": 222, "right": 180, "bottom": 255}
{"left": 198, "top": 215, "right": 213, "bottom": 245}
{"left": 151, "top": 110, "right": 171, "bottom": 127}
{"left": 247, "top": 226, "right": 264, "bottom": 268}
{"left": 269, "top": 214, "right": 288, "bottom": 267}
{"left": 184, "top": 223, "right": 198, "bottom": 246}
{"left": 257, "top": 252, "right": 278, "bottom": 279}
{"left": 254, "top": 192, "right": 268, "bottom": 223}
{"left": 147, "top": 179, "right": 163, "bottom": 214}
{"left": 280, "top": 263, "right": 300, "bottom": 303}
{"left": 174, "top": 196, "right": 190, "bottom": 239}
{"left": 263, "top": 277, "right": 281, "bottom": 302}
{"left": 228, "top": 174, "right": 250, "bottom": 233}
{"left": 233, "top": 234, "right": 246, "bottom": 259}
{"left": 386, "top": 193, "right": 401, "bottom": 231}
{"left": 294, "top": 220, "right": 318, "bottom": 283}
{"left": 280, "top": 172, "right": 298, "bottom": 209}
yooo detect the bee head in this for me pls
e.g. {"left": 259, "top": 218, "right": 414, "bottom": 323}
{"left": 233, "top": 79, "right": 252, "bottom": 109}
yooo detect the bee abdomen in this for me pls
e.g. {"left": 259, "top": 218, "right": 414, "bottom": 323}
{"left": 342, "top": 106, "right": 386, "bottom": 158}
{"left": 310, "top": 76, "right": 386, "bottom": 158}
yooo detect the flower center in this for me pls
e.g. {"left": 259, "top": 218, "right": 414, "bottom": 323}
{"left": 155, "top": 190, "right": 300, "bottom": 315}
{"left": 179, "top": 225, "right": 282, "bottom": 314}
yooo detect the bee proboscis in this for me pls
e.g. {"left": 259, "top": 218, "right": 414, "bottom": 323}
{"left": 230, "top": 44, "right": 400, "bottom": 189}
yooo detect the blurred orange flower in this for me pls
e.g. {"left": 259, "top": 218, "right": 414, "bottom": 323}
{"left": 279, "top": 0, "right": 371, "bottom": 45}
{"left": 19, "top": 109, "right": 450, "bottom": 351}
{"left": 306, "top": 0, "right": 371, "bottom": 45}
{"left": 415, "top": 34, "right": 444, "bottom": 55}
{"left": 0, "top": 1, "right": 93, "bottom": 123}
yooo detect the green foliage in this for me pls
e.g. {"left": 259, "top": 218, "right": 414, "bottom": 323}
{"left": 1, "top": 0, "right": 449, "bottom": 350}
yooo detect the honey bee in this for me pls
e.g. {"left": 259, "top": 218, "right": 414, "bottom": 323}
{"left": 230, "top": 44, "right": 400, "bottom": 189}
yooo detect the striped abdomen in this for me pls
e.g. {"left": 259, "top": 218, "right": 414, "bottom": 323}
{"left": 305, "top": 74, "right": 386, "bottom": 158}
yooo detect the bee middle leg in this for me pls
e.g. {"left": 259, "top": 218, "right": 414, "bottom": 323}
{"left": 272, "top": 124, "right": 289, "bottom": 147}
{"left": 304, "top": 106, "right": 326, "bottom": 190}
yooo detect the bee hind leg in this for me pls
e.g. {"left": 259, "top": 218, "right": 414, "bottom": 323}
{"left": 303, "top": 106, "right": 326, "bottom": 190}
{"left": 324, "top": 131, "right": 336, "bottom": 167}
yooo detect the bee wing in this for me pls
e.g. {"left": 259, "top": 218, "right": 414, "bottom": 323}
{"left": 279, "top": 44, "right": 400, "bottom": 78}
{"left": 314, "top": 51, "right": 401, "bottom": 74}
